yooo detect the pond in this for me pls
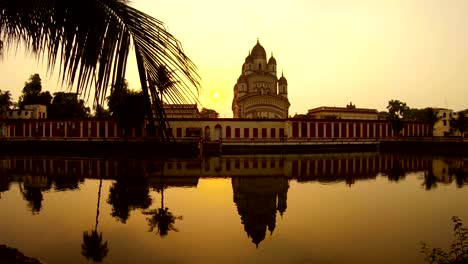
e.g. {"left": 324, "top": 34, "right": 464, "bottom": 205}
{"left": 0, "top": 153, "right": 467, "bottom": 263}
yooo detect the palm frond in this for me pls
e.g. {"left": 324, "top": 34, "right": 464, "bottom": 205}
{"left": 0, "top": 0, "right": 201, "bottom": 140}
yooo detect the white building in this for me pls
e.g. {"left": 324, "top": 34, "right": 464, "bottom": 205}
{"left": 3, "top": 104, "right": 47, "bottom": 120}
{"left": 432, "top": 108, "right": 468, "bottom": 137}
{"left": 306, "top": 103, "right": 378, "bottom": 120}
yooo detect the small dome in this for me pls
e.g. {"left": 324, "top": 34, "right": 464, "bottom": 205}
{"left": 278, "top": 73, "right": 287, "bottom": 85}
{"left": 238, "top": 74, "right": 247, "bottom": 83}
{"left": 245, "top": 54, "right": 253, "bottom": 63}
{"left": 251, "top": 40, "right": 266, "bottom": 59}
{"left": 268, "top": 56, "right": 276, "bottom": 65}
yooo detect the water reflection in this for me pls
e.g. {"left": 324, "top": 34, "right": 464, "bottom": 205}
{"left": 107, "top": 161, "right": 152, "bottom": 223}
{"left": 18, "top": 175, "right": 51, "bottom": 213}
{"left": 82, "top": 174, "right": 108, "bottom": 262}
{"left": 232, "top": 177, "right": 288, "bottom": 247}
{"left": 0, "top": 154, "right": 468, "bottom": 216}
{"left": 0, "top": 154, "right": 468, "bottom": 263}
{"left": 143, "top": 162, "right": 183, "bottom": 237}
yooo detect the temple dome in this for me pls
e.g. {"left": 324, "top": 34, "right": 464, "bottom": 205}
{"left": 245, "top": 54, "right": 253, "bottom": 63}
{"left": 238, "top": 74, "right": 247, "bottom": 83}
{"left": 251, "top": 40, "right": 266, "bottom": 59}
{"left": 268, "top": 55, "right": 276, "bottom": 65}
{"left": 279, "top": 74, "right": 288, "bottom": 85}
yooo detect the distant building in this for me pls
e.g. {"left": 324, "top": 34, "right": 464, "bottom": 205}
{"left": 161, "top": 104, "right": 201, "bottom": 119}
{"left": 305, "top": 103, "right": 378, "bottom": 120}
{"left": 2, "top": 104, "right": 47, "bottom": 120}
{"left": 433, "top": 108, "right": 454, "bottom": 137}
{"left": 431, "top": 108, "right": 468, "bottom": 137}
{"left": 232, "top": 40, "right": 290, "bottom": 119}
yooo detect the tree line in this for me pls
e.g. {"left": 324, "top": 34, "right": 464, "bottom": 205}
{"left": 0, "top": 74, "right": 90, "bottom": 118}
{"left": 384, "top": 99, "right": 467, "bottom": 138}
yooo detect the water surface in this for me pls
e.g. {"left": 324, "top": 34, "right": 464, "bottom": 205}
{"left": 0, "top": 153, "right": 467, "bottom": 263}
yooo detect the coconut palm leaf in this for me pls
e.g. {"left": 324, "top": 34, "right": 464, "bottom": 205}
{"left": 81, "top": 230, "right": 109, "bottom": 262}
{"left": 0, "top": 0, "right": 200, "bottom": 140}
{"left": 143, "top": 207, "right": 182, "bottom": 237}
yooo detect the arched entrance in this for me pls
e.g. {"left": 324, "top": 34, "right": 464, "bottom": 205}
{"left": 214, "top": 124, "right": 222, "bottom": 141}
{"left": 204, "top": 126, "right": 210, "bottom": 141}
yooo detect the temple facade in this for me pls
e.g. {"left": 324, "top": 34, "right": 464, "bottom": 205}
{"left": 232, "top": 40, "right": 290, "bottom": 119}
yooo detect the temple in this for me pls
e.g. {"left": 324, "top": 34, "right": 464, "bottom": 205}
{"left": 232, "top": 40, "right": 290, "bottom": 119}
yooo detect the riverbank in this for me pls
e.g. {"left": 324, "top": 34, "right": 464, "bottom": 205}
{"left": 1, "top": 138, "right": 467, "bottom": 157}
{"left": 0, "top": 245, "right": 43, "bottom": 264}
{"left": 380, "top": 139, "right": 468, "bottom": 155}
{"left": 0, "top": 139, "right": 199, "bottom": 157}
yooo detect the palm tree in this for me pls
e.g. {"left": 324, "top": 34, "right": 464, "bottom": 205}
{"left": 0, "top": 0, "right": 200, "bottom": 141}
{"left": 82, "top": 176, "right": 109, "bottom": 262}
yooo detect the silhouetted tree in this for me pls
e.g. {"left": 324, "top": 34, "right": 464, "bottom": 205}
{"left": 18, "top": 74, "right": 52, "bottom": 108}
{"left": 423, "top": 108, "right": 440, "bottom": 137}
{"left": 387, "top": 100, "right": 409, "bottom": 137}
{"left": 108, "top": 80, "right": 147, "bottom": 137}
{"left": 200, "top": 108, "right": 219, "bottom": 118}
{"left": 421, "top": 216, "right": 468, "bottom": 263}
{"left": 0, "top": 89, "right": 12, "bottom": 113}
{"left": 48, "top": 92, "right": 90, "bottom": 118}
{"left": 450, "top": 111, "right": 467, "bottom": 139}
{"left": 93, "top": 105, "right": 111, "bottom": 118}
{"left": 0, "top": 1, "right": 200, "bottom": 141}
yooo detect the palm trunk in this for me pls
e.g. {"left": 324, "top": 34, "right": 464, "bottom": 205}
{"left": 95, "top": 177, "right": 102, "bottom": 231}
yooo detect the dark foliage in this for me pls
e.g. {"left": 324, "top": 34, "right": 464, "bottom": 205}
{"left": 421, "top": 216, "right": 468, "bottom": 263}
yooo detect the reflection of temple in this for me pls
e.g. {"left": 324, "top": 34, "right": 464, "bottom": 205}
{"left": 232, "top": 177, "right": 289, "bottom": 247}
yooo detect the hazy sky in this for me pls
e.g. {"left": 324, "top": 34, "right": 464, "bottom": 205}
{"left": 1, "top": 0, "right": 468, "bottom": 117}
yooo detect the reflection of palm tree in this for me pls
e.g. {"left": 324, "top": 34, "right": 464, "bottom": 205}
{"left": 82, "top": 177, "right": 109, "bottom": 262}
{"left": 143, "top": 162, "right": 182, "bottom": 237}
{"left": 144, "top": 207, "right": 182, "bottom": 237}
{"left": 81, "top": 230, "right": 108, "bottom": 262}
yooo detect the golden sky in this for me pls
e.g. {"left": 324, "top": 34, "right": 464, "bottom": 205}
{"left": 1, "top": 0, "right": 468, "bottom": 117}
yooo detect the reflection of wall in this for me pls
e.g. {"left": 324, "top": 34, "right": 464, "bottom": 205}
{"left": 0, "top": 174, "right": 9, "bottom": 193}
{"left": 148, "top": 177, "right": 199, "bottom": 189}
{"left": 1, "top": 155, "right": 431, "bottom": 185}
{"left": 232, "top": 177, "right": 289, "bottom": 247}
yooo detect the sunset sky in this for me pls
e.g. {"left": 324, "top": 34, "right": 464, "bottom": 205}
{"left": 1, "top": 0, "right": 468, "bottom": 117}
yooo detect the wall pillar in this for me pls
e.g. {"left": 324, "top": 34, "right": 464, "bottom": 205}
{"left": 338, "top": 122, "right": 342, "bottom": 138}
{"left": 105, "top": 121, "right": 108, "bottom": 138}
